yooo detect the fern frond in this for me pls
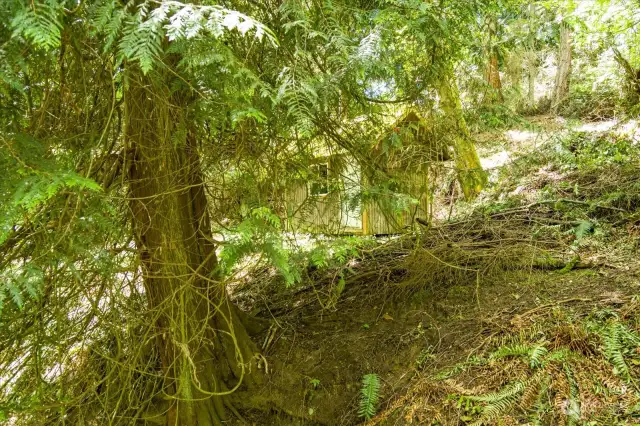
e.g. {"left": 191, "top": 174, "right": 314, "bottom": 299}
{"left": 563, "top": 365, "right": 581, "bottom": 425}
{"left": 0, "top": 265, "right": 44, "bottom": 313}
{"left": 11, "top": 0, "right": 64, "bottom": 49}
{"left": 530, "top": 344, "right": 549, "bottom": 369}
{"left": 467, "top": 380, "right": 526, "bottom": 426}
{"left": 489, "top": 343, "right": 533, "bottom": 361}
{"left": 359, "top": 373, "right": 381, "bottom": 420}
{"left": 602, "top": 322, "right": 632, "bottom": 382}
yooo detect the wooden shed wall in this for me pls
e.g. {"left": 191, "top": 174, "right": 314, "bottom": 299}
{"left": 285, "top": 159, "right": 431, "bottom": 235}
{"left": 363, "top": 171, "right": 430, "bottom": 235}
{"left": 286, "top": 182, "right": 345, "bottom": 233}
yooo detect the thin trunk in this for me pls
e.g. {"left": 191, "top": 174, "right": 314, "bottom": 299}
{"left": 527, "top": 52, "right": 538, "bottom": 109}
{"left": 435, "top": 65, "right": 487, "bottom": 199}
{"left": 125, "top": 66, "right": 261, "bottom": 426}
{"left": 552, "top": 21, "right": 572, "bottom": 113}
{"left": 526, "top": 3, "right": 539, "bottom": 110}
{"left": 486, "top": 52, "right": 504, "bottom": 103}
{"left": 613, "top": 48, "right": 640, "bottom": 102}
{"left": 483, "top": 15, "right": 503, "bottom": 103}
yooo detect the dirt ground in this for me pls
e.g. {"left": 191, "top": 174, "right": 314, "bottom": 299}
{"left": 238, "top": 258, "right": 640, "bottom": 425}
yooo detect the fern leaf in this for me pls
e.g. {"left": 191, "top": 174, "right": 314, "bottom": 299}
{"left": 11, "top": 0, "right": 64, "bottom": 49}
{"left": 530, "top": 344, "right": 549, "bottom": 369}
{"left": 563, "top": 365, "right": 581, "bottom": 425}
{"left": 468, "top": 380, "right": 528, "bottom": 426}
{"left": 359, "top": 373, "right": 380, "bottom": 420}
{"left": 7, "top": 281, "right": 23, "bottom": 309}
{"left": 489, "top": 344, "right": 533, "bottom": 361}
{"left": 603, "top": 322, "right": 632, "bottom": 382}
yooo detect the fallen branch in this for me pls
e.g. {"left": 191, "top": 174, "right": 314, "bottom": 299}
{"left": 511, "top": 297, "right": 592, "bottom": 324}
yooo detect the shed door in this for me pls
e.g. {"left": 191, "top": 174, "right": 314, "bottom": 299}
{"left": 340, "top": 162, "right": 362, "bottom": 229}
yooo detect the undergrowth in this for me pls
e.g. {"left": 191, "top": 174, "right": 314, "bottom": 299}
{"left": 464, "top": 104, "right": 529, "bottom": 133}
{"left": 374, "top": 302, "right": 640, "bottom": 425}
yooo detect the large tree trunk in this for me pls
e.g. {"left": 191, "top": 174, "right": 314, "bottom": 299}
{"left": 125, "top": 66, "right": 262, "bottom": 425}
{"left": 435, "top": 65, "right": 487, "bottom": 199}
{"left": 552, "top": 21, "right": 572, "bottom": 113}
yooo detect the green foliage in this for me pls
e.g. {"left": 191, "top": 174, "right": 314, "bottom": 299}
{"left": 558, "top": 83, "right": 624, "bottom": 120}
{"left": 11, "top": 0, "right": 64, "bottom": 50}
{"left": 562, "top": 131, "right": 639, "bottom": 168}
{"left": 359, "top": 373, "right": 381, "bottom": 420}
{"left": 448, "top": 309, "right": 640, "bottom": 425}
{"left": 594, "top": 319, "right": 640, "bottom": 382}
{"left": 465, "top": 379, "right": 527, "bottom": 424}
{"left": 2, "top": 0, "right": 640, "bottom": 423}
{"left": 91, "top": 0, "right": 276, "bottom": 73}
{"left": 0, "top": 135, "right": 102, "bottom": 245}
{"left": 219, "top": 207, "right": 300, "bottom": 285}
{"left": 0, "top": 265, "right": 43, "bottom": 313}
{"left": 465, "top": 104, "right": 528, "bottom": 132}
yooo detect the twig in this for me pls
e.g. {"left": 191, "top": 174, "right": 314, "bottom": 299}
{"left": 512, "top": 297, "right": 592, "bottom": 323}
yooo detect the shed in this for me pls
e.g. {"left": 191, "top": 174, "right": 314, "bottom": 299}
{"left": 284, "top": 111, "right": 449, "bottom": 235}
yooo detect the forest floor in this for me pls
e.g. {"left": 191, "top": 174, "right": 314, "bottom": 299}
{"left": 236, "top": 116, "right": 640, "bottom": 425}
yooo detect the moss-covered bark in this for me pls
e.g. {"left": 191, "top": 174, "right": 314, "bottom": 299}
{"left": 125, "top": 66, "right": 261, "bottom": 425}
{"left": 552, "top": 20, "right": 572, "bottom": 113}
{"left": 435, "top": 66, "right": 487, "bottom": 199}
{"left": 486, "top": 53, "right": 504, "bottom": 103}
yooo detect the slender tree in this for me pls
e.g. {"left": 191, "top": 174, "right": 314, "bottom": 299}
{"left": 484, "top": 14, "right": 504, "bottom": 103}
{"left": 552, "top": 19, "right": 572, "bottom": 113}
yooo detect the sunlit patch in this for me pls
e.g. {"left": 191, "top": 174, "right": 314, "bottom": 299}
{"left": 481, "top": 150, "right": 511, "bottom": 170}
{"left": 535, "top": 165, "right": 564, "bottom": 182}
{"left": 575, "top": 120, "right": 617, "bottom": 133}
{"left": 505, "top": 129, "right": 538, "bottom": 143}
{"left": 616, "top": 120, "right": 640, "bottom": 143}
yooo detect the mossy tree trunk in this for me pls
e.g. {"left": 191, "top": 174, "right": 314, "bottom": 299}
{"left": 125, "top": 66, "right": 262, "bottom": 426}
{"left": 524, "top": 3, "right": 540, "bottom": 110}
{"left": 486, "top": 52, "right": 503, "bottom": 102}
{"left": 484, "top": 15, "right": 503, "bottom": 103}
{"left": 551, "top": 20, "right": 572, "bottom": 114}
{"left": 526, "top": 51, "right": 539, "bottom": 109}
{"left": 435, "top": 65, "right": 487, "bottom": 199}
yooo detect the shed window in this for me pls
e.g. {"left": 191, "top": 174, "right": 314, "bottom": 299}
{"left": 310, "top": 163, "right": 329, "bottom": 196}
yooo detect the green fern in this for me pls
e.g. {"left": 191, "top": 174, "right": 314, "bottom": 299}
{"left": 0, "top": 265, "right": 44, "bottom": 313}
{"left": 563, "top": 364, "right": 581, "bottom": 425}
{"left": 602, "top": 322, "right": 633, "bottom": 382}
{"left": 11, "top": 0, "right": 63, "bottom": 49}
{"left": 489, "top": 343, "right": 534, "bottom": 360}
{"left": 466, "top": 380, "right": 526, "bottom": 425}
{"left": 118, "top": 4, "right": 166, "bottom": 74}
{"left": 530, "top": 344, "right": 549, "bottom": 369}
{"left": 359, "top": 373, "right": 381, "bottom": 420}
{"left": 218, "top": 207, "right": 300, "bottom": 286}
{"left": 113, "top": 1, "right": 276, "bottom": 73}
{"left": 433, "top": 356, "right": 485, "bottom": 380}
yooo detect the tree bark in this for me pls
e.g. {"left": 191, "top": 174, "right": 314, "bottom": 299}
{"left": 485, "top": 52, "right": 504, "bottom": 103}
{"left": 552, "top": 20, "right": 572, "bottom": 113}
{"left": 435, "top": 65, "right": 487, "bottom": 199}
{"left": 125, "top": 66, "right": 261, "bottom": 425}
{"left": 526, "top": 3, "right": 539, "bottom": 110}
{"left": 613, "top": 48, "right": 640, "bottom": 103}
{"left": 483, "top": 15, "right": 503, "bottom": 103}
{"left": 526, "top": 51, "right": 539, "bottom": 109}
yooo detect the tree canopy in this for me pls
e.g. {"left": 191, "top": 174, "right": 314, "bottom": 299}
{"left": 1, "top": 0, "right": 640, "bottom": 425}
